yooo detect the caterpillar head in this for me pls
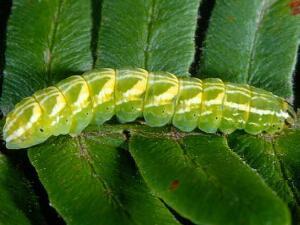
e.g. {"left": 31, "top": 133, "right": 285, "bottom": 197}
{"left": 3, "top": 97, "right": 50, "bottom": 149}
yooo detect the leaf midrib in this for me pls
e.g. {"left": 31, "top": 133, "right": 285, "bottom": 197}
{"left": 245, "top": 0, "right": 271, "bottom": 83}
{"left": 272, "top": 138, "right": 300, "bottom": 206}
{"left": 177, "top": 138, "right": 257, "bottom": 211}
{"left": 144, "top": 0, "right": 156, "bottom": 70}
{"left": 75, "top": 136, "right": 140, "bottom": 225}
{"left": 45, "top": 0, "right": 64, "bottom": 85}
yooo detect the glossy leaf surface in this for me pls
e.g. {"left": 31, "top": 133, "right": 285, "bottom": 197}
{"left": 199, "top": 0, "right": 300, "bottom": 97}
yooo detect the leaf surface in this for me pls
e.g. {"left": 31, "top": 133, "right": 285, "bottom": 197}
{"left": 228, "top": 132, "right": 295, "bottom": 206}
{"left": 275, "top": 129, "right": 300, "bottom": 203}
{"left": 199, "top": 0, "right": 300, "bottom": 97}
{"left": 28, "top": 125, "right": 180, "bottom": 225}
{"left": 129, "top": 131, "right": 290, "bottom": 225}
{"left": 96, "top": 0, "right": 201, "bottom": 76}
{"left": 0, "top": 153, "right": 45, "bottom": 225}
{"left": 0, "top": 0, "right": 92, "bottom": 114}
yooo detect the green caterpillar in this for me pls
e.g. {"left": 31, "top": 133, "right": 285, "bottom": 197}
{"left": 3, "top": 68, "right": 296, "bottom": 149}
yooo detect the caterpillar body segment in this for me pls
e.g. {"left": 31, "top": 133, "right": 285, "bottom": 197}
{"left": 143, "top": 71, "right": 179, "bottom": 127}
{"left": 220, "top": 83, "right": 251, "bottom": 133}
{"left": 199, "top": 78, "right": 225, "bottom": 133}
{"left": 114, "top": 68, "right": 147, "bottom": 123}
{"left": 82, "top": 69, "right": 115, "bottom": 125}
{"left": 3, "top": 68, "right": 295, "bottom": 149}
{"left": 172, "top": 77, "right": 203, "bottom": 132}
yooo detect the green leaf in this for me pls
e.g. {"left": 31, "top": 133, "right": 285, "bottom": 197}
{"left": 228, "top": 132, "right": 295, "bottom": 206}
{"left": 275, "top": 129, "right": 300, "bottom": 202}
{"left": 129, "top": 132, "right": 290, "bottom": 225}
{"left": 227, "top": 129, "right": 300, "bottom": 221}
{"left": 28, "top": 125, "right": 180, "bottom": 225}
{"left": 0, "top": 153, "right": 45, "bottom": 225}
{"left": 275, "top": 129, "right": 300, "bottom": 222}
{"left": 199, "top": 0, "right": 300, "bottom": 97}
{"left": 96, "top": 0, "right": 201, "bottom": 76}
{"left": 0, "top": 0, "right": 92, "bottom": 114}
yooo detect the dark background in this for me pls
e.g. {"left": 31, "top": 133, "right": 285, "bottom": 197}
{"left": 0, "top": 1, "right": 299, "bottom": 224}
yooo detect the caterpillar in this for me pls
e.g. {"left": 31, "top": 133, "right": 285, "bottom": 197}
{"left": 3, "top": 68, "right": 296, "bottom": 149}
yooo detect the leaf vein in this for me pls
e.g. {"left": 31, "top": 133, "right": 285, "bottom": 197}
{"left": 75, "top": 136, "right": 140, "bottom": 225}
{"left": 44, "top": 0, "right": 64, "bottom": 85}
{"left": 272, "top": 138, "right": 300, "bottom": 206}
{"left": 144, "top": 0, "right": 156, "bottom": 69}
{"left": 245, "top": 0, "right": 271, "bottom": 83}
